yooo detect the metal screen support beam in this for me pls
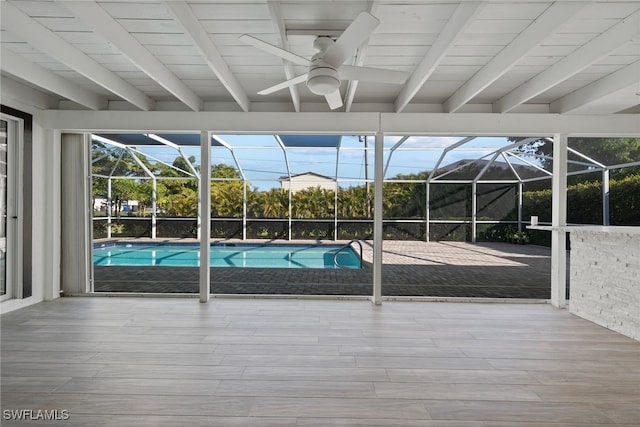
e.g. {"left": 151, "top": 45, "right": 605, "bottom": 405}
{"left": 551, "top": 133, "right": 568, "bottom": 308}
{"left": 372, "top": 131, "right": 384, "bottom": 305}
{"left": 334, "top": 145, "right": 340, "bottom": 241}
{"left": 518, "top": 182, "right": 523, "bottom": 232}
{"left": 425, "top": 182, "right": 430, "bottom": 242}
{"left": 471, "top": 182, "right": 477, "bottom": 243}
{"left": 151, "top": 178, "right": 157, "bottom": 239}
{"left": 288, "top": 182, "right": 292, "bottom": 241}
{"left": 196, "top": 174, "right": 201, "bottom": 240}
{"left": 199, "top": 131, "right": 211, "bottom": 303}
{"left": 243, "top": 180, "right": 247, "bottom": 240}
{"left": 107, "top": 178, "right": 112, "bottom": 238}
{"left": 602, "top": 169, "right": 610, "bottom": 226}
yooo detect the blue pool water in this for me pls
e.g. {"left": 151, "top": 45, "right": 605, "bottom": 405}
{"left": 93, "top": 243, "right": 362, "bottom": 269}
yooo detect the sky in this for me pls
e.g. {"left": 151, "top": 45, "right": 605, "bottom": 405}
{"left": 128, "top": 134, "right": 542, "bottom": 191}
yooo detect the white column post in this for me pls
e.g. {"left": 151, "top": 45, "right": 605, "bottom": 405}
{"left": 471, "top": 181, "right": 477, "bottom": 242}
{"left": 602, "top": 168, "right": 610, "bottom": 226}
{"left": 551, "top": 133, "right": 568, "bottom": 308}
{"left": 196, "top": 175, "right": 201, "bottom": 240}
{"left": 199, "top": 131, "right": 211, "bottom": 303}
{"left": 242, "top": 179, "right": 247, "bottom": 240}
{"left": 517, "top": 182, "right": 523, "bottom": 232}
{"left": 425, "top": 182, "right": 430, "bottom": 242}
{"left": 372, "top": 131, "right": 384, "bottom": 305}
{"left": 288, "top": 182, "right": 292, "bottom": 240}
{"left": 45, "top": 129, "right": 62, "bottom": 300}
{"left": 334, "top": 182, "right": 339, "bottom": 241}
{"left": 106, "top": 178, "right": 112, "bottom": 238}
{"left": 151, "top": 177, "right": 157, "bottom": 239}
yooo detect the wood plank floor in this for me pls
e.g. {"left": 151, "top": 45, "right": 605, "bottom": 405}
{"left": 2, "top": 297, "right": 639, "bottom": 426}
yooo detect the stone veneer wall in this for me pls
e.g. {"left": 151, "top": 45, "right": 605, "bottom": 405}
{"left": 569, "top": 227, "right": 640, "bottom": 341}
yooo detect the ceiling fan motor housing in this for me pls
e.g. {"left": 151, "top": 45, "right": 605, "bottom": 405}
{"left": 306, "top": 36, "right": 341, "bottom": 95}
{"left": 307, "top": 60, "right": 340, "bottom": 95}
{"left": 306, "top": 66, "right": 340, "bottom": 95}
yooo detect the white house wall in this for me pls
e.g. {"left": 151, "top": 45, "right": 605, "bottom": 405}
{"left": 0, "top": 98, "right": 58, "bottom": 313}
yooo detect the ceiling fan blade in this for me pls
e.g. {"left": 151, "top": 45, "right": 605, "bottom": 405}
{"left": 339, "top": 65, "right": 408, "bottom": 85}
{"left": 322, "top": 12, "right": 379, "bottom": 68}
{"left": 257, "top": 74, "right": 309, "bottom": 95}
{"left": 239, "top": 34, "right": 312, "bottom": 67}
{"left": 324, "top": 90, "right": 343, "bottom": 110}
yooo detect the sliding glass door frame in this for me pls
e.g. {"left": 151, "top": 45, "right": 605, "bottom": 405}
{"left": 0, "top": 113, "right": 24, "bottom": 302}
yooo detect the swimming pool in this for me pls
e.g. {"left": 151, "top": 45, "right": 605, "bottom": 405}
{"left": 93, "top": 243, "right": 362, "bottom": 269}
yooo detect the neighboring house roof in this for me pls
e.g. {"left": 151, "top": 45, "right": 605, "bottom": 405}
{"left": 278, "top": 172, "right": 336, "bottom": 181}
{"left": 435, "top": 159, "right": 546, "bottom": 180}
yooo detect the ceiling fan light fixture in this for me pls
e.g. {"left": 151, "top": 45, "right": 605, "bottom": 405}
{"left": 306, "top": 66, "right": 340, "bottom": 95}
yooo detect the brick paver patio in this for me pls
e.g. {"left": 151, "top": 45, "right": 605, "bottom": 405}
{"left": 93, "top": 240, "right": 557, "bottom": 299}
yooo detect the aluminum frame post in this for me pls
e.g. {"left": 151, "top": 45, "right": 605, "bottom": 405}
{"left": 242, "top": 180, "right": 247, "bottom": 240}
{"left": 425, "top": 182, "right": 430, "bottom": 242}
{"left": 199, "top": 131, "right": 211, "bottom": 303}
{"left": 471, "top": 181, "right": 477, "bottom": 243}
{"left": 106, "top": 178, "right": 112, "bottom": 238}
{"left": 372, "top": 131, "right": 384, "bottom": 305}
{"left": 602, "top": 168, "right": 610, "bottom": 226}
{"left": 151, "top": 178, "right": 157, "bottom": 239}
{"left": 551, "top": 133, "right": 568, "bottom": 308}
{"left": 517, "top": 182, "right": 523, "bottom": 232}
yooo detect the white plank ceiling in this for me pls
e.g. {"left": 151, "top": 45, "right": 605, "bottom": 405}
{"left": 1, "top": 0, "right": 639, "bottom": 115}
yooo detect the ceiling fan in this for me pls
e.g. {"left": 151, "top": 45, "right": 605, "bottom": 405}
{"left": 239, "top": 12, "right": 408, "bottom": 110}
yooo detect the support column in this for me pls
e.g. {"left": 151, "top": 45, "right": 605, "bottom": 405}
{"left": 199, "top": 131, "right": 211, "bottom": 303}
{"left": 372, "top": 132, "right": 384, "bottom": 305}
{"left": 551, "top": 133, "right": 568, "bottom": 308}
{"left": 45, "top": 130, "right": 61, "bottom": 300}
{"left": 602, "top": 169, "right": 610, "bottom": 226}
{"left": 334, "top": 182, "right": 339, "bottom": 241}
{"left": 288, "top": 182, "right": 292, "bottom": 240}
{"left": 517, "top": 182, "right": 523, "bottom": 232}
{"left": 425, "top": 182, "right": 430, "bottom": 242}
{"left": 471, "top": 181, "right": 477, "bottom": 243}
{"left": 107, "top": 178, "right": 112, "bottom": 238}
{"left": 196, "top": 175, "right": 201, "bottom": 240}
{"left": 151, "top": 178, "right": 157, "bottom": 239}
{"left": 242, "top": 180, "right": 247, "bottom": 240}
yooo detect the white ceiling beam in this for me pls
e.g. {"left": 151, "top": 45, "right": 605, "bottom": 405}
{"left": 165, "top": 0, "right": 249, "bottom": 112}
{"left": 343, "top": 39, "right": 368, "bottom": 113}
{"left": 395, "top": 1, "right": 484, "bottom": 113}
{"left": 0, "top": 76, "right": 59, "bottom": 110}
{"left": 1, "top": 47, "right": 108, "bottom": 111}
{"left": 381, "top": 113, "right": 640, "bottom": 137}
{"left": 44, "top": 111, "right": 640, "bottom": 137}
{"left": 444, "top": 1, "right": 588, "bottom": 113}
{"left": 61, "top": 0, "right": 202, "bottom": 112}
{"left": 550, "top": 59, "right": 640, "bottom": 114}
{"left": 1, "top": 2, "right": 154, "bottom": 111}
{"left": 266, "top": 1, "right": 301, "bottom": 112}
{"left": 344, "top": 1, "right": 379, "bottom": 112}
{"left": 493, "top": 7, "right": 640, "bottom": 113}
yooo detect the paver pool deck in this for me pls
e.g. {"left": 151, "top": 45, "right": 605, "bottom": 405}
{"left": 93, "top": 240, "right": 559, "bottom": 299}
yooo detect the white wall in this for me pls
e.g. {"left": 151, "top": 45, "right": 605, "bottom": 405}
{"left": 282, "top": 175, "right": 337, "bottom": 193}
{"left": 570, "top": 227, "right": 640, "bottom": 341}
{"left": 0, "top": 95, "right": 61, "bottom": 313}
